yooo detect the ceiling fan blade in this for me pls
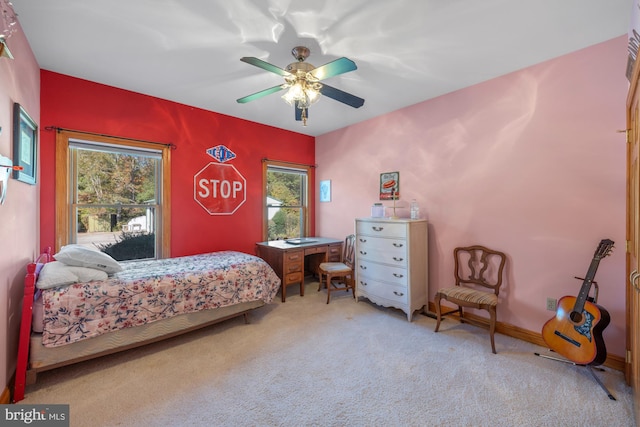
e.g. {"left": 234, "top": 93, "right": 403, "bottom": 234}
{"left": 236, "top": 85, "right": 286, "bottom": 103}
{"left": 319, "top": 84, "right": 365, "bottom": 108}
{"left": 240, "top": 57, "right": 291, "bottom": 77}
{"left": 309, "top": 57, "right": 357, "bottom": 80}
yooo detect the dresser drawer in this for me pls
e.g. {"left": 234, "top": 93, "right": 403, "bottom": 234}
{"left": 357, "top": 249, "right": 407, "bottom": 267}
{"left": 356, "top": 221, "right": 407, "bottom": 238}
{"left": 356, "top": 259, "right": 408, "bottom": 286}
{"left": 357, "top": 278, "right": 408, "bottom": 304}
{"left": 357, "top": 237, "right": 407, "bottom": 266}
{"left": 357, "top": 236, "right": 406, "bottom": 252}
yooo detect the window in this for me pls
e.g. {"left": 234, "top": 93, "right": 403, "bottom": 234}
{"left": 55, "top": 130, "right": 171, "bottom": 260}
{"left": 263, "top": 161, "right": 311, "bottom": 241}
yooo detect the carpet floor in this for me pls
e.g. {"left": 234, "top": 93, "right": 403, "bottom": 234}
{"left": 21, "top": 280, "right": 635, "bottom": 426}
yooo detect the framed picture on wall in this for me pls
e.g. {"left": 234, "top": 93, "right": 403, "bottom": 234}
{"left": 320, "top": 179, "right": 331, "bottom": 202}
{"left": 12, "top": 103, "right": 38, "bottom": 185}
{"left": 380, "top": 171, "right": 399, "bottom": 200}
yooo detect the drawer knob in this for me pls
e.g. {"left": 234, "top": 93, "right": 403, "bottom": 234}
{"left": 392, "top": 243, "right": 404, "bottom": 248}
{"left": 360, "top": 281, "right": 368, "bottom": 286}
{"left": 359, "top": 251, "right": 367, "bottom": 255}
{"left": 372, "top": 226, "right": 384, "bottom": 232}
{"left": 359, "top": 238, "right": 367, "bottom": 242}
{"left": 393, "top": 273, "right": 404, "bottom": 278}
{"left": 392, "top": 257, "right": 403, "bottom": 261}
{"left": 359, "top": 265, "right": 367, "bottom": 270}
{"left": 393, "top": 291, "right": 404, "bottom": 296}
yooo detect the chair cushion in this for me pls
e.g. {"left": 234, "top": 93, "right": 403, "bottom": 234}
{"left": 319, "top": 262, "right": 351, "bottom": 274}
{"left": 436, "top": 286, "right": 497, "bottom": 306}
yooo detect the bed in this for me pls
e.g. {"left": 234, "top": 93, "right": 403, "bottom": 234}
{"left": 13, "top": 247, "right": 281, "bottom": 403}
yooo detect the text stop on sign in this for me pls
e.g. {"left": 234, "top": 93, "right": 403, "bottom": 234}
{"left": 194, "top": 163, "right": 247, "bottom": 215}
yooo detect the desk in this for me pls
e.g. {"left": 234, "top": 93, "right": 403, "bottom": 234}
{"left": 256, "top": 237, "right": 343, "bottom": 302}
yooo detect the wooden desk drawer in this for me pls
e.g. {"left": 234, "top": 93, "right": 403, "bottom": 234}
{"left": 284, "top": 271, "right": 303, "bottom": 285}
{"left": 327, "top": 244, "right": 342, "bottom": 261}
{"left": 304, "top": 246, "right": 326, "bottom": 255}
{"left": 285, "top": 250, "right": 303, "bottom": 262}
{"left": 285, "top": 262, "right": 302, "bottom": 274}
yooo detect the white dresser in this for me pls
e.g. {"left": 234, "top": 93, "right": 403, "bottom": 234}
{"left": 355, "top": 218, "right": 428, "bottom": 321}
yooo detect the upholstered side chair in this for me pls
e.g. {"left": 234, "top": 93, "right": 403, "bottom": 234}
{"left": 434, "top": 245, "right": 507, "bottom": 353}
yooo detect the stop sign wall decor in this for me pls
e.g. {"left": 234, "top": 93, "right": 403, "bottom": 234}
{"left": 194, "top": 162, "right": 247, "bottom": 215}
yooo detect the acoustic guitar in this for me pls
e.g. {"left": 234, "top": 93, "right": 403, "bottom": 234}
{"left": 541, "top": 239, "right": 614, "bottom": 366}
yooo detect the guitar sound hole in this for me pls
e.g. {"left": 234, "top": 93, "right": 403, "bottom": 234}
{"left": 569, "top": 311, "right": 583, "bottom": 323}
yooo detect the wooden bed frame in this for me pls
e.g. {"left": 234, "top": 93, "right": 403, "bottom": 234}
{"left": 13, "top": 249, "right": 268, "bottom": 403}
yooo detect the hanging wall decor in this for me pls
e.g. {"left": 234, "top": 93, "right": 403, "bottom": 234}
{"left": 320, "top": 180, "right": 331, "bottom": 202}
{"left": 12, "top": 103, "right": 38, "bottom": 185}
{"left": 380, "top": 171, "right": 399, "bottom": 200}
{"left": 194, "top": 145, "right": 246, "bottom": 215}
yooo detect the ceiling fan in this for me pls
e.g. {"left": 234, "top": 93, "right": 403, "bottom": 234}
{"left": 236, "top": 46, "right": 364, "bottom": 126}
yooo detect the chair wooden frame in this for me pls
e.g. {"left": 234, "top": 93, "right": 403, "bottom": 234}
{"left": 317, "top": 234, "right": 356, "bottom": 304}
{"left": 434, "top": 245, "right": 507, "bottom": 353}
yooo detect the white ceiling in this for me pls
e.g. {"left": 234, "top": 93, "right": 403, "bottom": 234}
{"left": 10, "top": 0, "right": 633, "bottom": 137}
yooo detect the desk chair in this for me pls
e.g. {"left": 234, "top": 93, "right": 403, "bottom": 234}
{"left": 318, "top": 234, "right": 356, "bottom": 304}
{"left": 434, "top": 245, "right": 507, "bottom": 353}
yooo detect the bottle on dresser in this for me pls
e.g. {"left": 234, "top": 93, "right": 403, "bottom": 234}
{"left": 410, "top": 199, "right": 420, "bottom": 219}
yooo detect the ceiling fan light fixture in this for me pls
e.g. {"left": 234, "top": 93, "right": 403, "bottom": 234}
{"left": 281, "top": 81, "right": 304, "bottom": 106}
{"left": 281, "top": 79, "right": 322, "bottom": 109}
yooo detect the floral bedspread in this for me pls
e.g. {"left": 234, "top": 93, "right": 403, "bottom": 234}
{"left": 41, "top": 251, "right": 280, "bottom": 347}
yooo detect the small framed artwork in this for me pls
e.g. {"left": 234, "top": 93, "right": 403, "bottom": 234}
{"left": 320, "top": 179, "right": 331, "bottom": 202}
{"left": 380, "top": 171, "right": 399, "bottom": 200}
{"left": 12, "top": 103, "right": 38, "bottom": 185}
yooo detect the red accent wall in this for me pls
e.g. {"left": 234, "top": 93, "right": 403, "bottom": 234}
{"left": 40, "top": 70, "right": 315, "bottom": 257}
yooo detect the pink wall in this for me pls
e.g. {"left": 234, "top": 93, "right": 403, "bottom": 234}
{"left": 316, "top": 36, "right": 629, "bottom": 357}
{"left": 39, "top": 71, "right": 315, "bottom": 257}
{"left": 0, "top": 25, "right": 40, "bottom": 393}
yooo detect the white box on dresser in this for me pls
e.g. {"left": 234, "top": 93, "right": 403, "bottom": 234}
{"left": 355, "top": 218, "right": 428, "bottom": 321}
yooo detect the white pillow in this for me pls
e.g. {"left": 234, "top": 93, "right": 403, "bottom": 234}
{"left": 54, "top": 244, "right": 123, "bottom": 274}
{"left": 67, "top": 265, "right": 109, "bottom": 282}
{"left": 36, "top": 261, "right": 110, "bottom": 290}
{"left": 36, "top": 261, "right": 79, "bottom": 289}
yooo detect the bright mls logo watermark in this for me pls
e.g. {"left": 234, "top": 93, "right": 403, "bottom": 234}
{"left": 1, "top": 405, "right": 69, "bottom": 426}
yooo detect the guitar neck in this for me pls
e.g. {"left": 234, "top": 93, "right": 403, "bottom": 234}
{"left": 573, "top": 258, "right": 601, "bottom": 313}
